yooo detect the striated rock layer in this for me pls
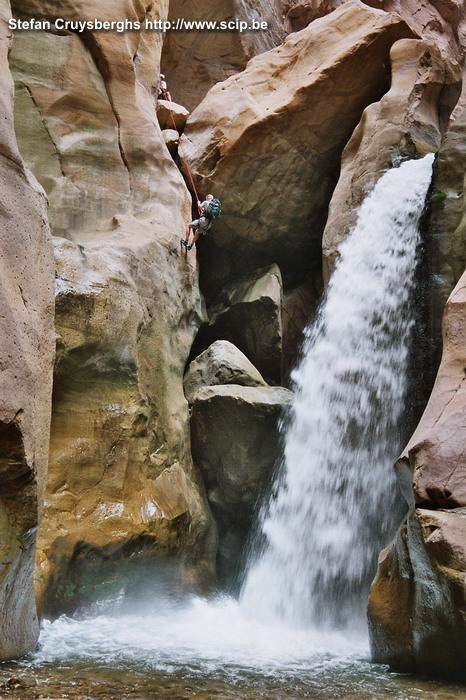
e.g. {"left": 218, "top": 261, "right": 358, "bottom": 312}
{"left": 9, "top": 0, "right": 218, "bottom": 611}
{"left": 0, "top": 1, "right": 55, "bottom": 659}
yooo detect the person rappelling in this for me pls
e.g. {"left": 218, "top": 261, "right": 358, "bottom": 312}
{"left": 181, "top": 194, "right": 222, "bottom": 251}
{"left": 158, "top": 73, "right": 172, "bottom": 102}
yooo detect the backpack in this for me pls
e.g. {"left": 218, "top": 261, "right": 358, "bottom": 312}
{"left": 204, "top": 198, "right": 222, "bottom": 220}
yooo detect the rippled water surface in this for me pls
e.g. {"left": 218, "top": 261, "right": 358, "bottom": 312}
{"left": 1, "top": 597, "right": 465, "bottom": 699}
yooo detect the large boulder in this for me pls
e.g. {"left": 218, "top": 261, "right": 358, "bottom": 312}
{"left": 156, "top": 99, "right": 189, "bottom": 132}
{"left": 368, "top": 508, "right": 466, "bottom": 677}
{"left": 191, "top": 385, "right": 293, "bottom": 585}
{"left": 180, "top": 1, "right": 414, "bottom": 296}
{"left": 184, "top": 340, "right": 268, "bottom": 403}
{"left": 0, "top": 2, "right": 55, "bottom": 659}
{"left": 285, "top": 0, "right": 466, "bottom": 114}
{"left": 161, "top": 0, "right": 288, "bottom": 111}
{"left": 322, "top": 38, "right": 461, "bottom": 278}
{"left": 9, "top": 0, "right": 218, "bottom": 609}
{"left": 193, "top": 265, "right": 283, "bottom": 384}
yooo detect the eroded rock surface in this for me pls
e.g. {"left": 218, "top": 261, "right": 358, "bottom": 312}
{"left": 323, "top": 38, "right": 461, "bottom": 278}
{"left": 161, "top": 0, "right": 288, "bottom": 111}
{"left": 396, "top": 272, "right": 466, "bottom": 510}
{"left": 0, "top": 2, "right": 54, "bottom": 659}
{"left": 184, "top": 340, "right": 268, "bottom": 403}
{"left": 180, "top": 1, "right": 414, "bottom": 296}
{"left": 370, "top": 273, "right": 466, "bottom": 675}
{"left": 190, "top": 385, "right": 293, "bottom": 585}
{"left": 9, "top": 0, "right": 218, "bottom": 609}
{"left": 369, "top": 508, "right": 466, "bottom": 676}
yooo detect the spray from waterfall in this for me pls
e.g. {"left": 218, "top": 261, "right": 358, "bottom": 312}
{"left": 240, "top": 154, "right": 434, "bottom": 630}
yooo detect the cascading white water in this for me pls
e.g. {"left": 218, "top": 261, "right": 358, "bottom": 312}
{"left": 21, "top": 156, "right": 436, "bottom": 697}
{"left": 240, "top": 154, "right": 434, "bottom": 630}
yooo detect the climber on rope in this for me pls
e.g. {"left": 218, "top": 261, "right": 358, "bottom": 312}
{"left": 158, "top": 73, "right": 172, "bottom": 101}
{"left": 181, "top": 194, "right": 222, "bottom": 251}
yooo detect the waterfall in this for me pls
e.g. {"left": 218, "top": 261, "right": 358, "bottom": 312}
{"left": 240, "top": 154, "right": 434, "bottom": 630}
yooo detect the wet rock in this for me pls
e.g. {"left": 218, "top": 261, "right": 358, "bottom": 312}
{"left": 180, "top": 1, "right": 414, "bottom": 296}
{"left": 369, "top": 508, "right": 466, "bottom": 677}
{"left": 193, "top": 265, "right": 283, "bottom": 384}
{"left": 184, "top": 340, "right": 268, "bottom": 403}
{"left": 429, "top": 110, "right": 466, "bottom": 308}
{"left": 323, "top": 38, "right": 461, "bottom": 278}
{"left": 191, "top": 385, "right": 293, "bottom": 585}
{"left": 396, "top": 272, "right": 466, "bottom": 510}
{"left": 157, "top": 99, "right": 190, "bottom": 132}
{"left": 281, "top": 275, "right": 321, "bottom": 379}
{"left": 0, "top": 3, "right": 55, "bottom": 660}
{"left": 161, "top": 0, "right": 288, "bottom": 111}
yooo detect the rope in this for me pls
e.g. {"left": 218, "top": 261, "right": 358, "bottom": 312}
{"left": 163, "top": 93, "right": 201, "bottom": 206}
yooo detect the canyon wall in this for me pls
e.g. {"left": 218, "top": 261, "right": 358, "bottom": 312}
{"left": 9, "top": 0, "right": 218, "bottom": 613}
{"left": 0, "top": 0, "right": 54, "bottom": 659}
{"left": 0, "top": 0, "right": 465, "bottom": 672}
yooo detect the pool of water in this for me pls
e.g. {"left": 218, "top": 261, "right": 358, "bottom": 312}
{"left": 1, "top": 596, "right": 464, "bottom": 699}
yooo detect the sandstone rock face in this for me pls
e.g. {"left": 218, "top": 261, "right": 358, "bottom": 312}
{"left": 184, "top": 340, "right": 268, "bottom": 403}
{"left": 396, "top": 272, "right": 466, "bottom": 510}
{"left": 190, "top": 385, "right": 293, "bottom": 585}
{"left": 194, "top": 265, "right": 283, "bottom": 384}
{"left": 9, "top": 0, "right": 218, "bottom": 608}
{"left": 180, "top": 1, "right": 414, "bottom": 296}
{"left": 370, "top": 273, "right": 466, "bottom": 675}
{"left": 0, "top": 2, "right": 55, "bottom": 659}
{"left": 161, "top": 0, "right": 288, "bottom": 111}
{"left": 286, "top": 0, "right": 465, "bottom": 67}
{"left": 157, "top": 99, "right": 189, "bottom": 132}
{"left": 368, "top": 508, "right": 466, "bottom": 676}
{"left": 162, "top": 128, "right": 180, "bottom": 155}
{"left": 323, "top": 38, "right": 461, "bottom": 278}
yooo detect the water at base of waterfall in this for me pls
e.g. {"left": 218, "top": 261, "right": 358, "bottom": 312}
{"left": 1, "top": 597, "right": 465, "bottom": 698}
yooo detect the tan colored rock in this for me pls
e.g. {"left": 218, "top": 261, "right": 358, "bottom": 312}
{"left": 184, "top": 340, "right": 268, "bottom": 403}
{"left": 191, "top": 385, "right": 293, "bottom": 583}
{"left": 286, "top": 1, "right": 465, "bottom": 67}
{"left": 196, "top": 265, "right": 283, "bottom": 384}
{"left": 180, "top": 1, "right": 414, "bottom": 294}
{"left": 396, "top": 272, "right": 466, "bottom": 509}
{"left": 9, "top": 0, "right": 218, "bottom": 608}
{"left": 157, "top": 99, "right": 189, "bottom": 132}
{"left": 323, "top": 38, "right": 461, "bottom": 279}
{"left": 162, "top": 128, "right": 180, "bottom": 155}
{"left": 0, "top": 2, "right": 55, "bottom": 659}
{"left": 369, "top": 508, "right": 466, "bottom": 676}
{"left": 11, "top": 0, "right": 184, "bottom": 243}
{"left": 161, "top": 0, "right": 288, "bottom": 111}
